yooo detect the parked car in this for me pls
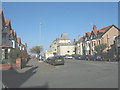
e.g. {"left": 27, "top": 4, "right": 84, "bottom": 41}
{"left": 80, "top": 55, "right": 87, "bottom": 60}
{"left": 64, "top": 55, "right": 73, "bottom": 59}
{"left": 46, "top": 57, "right": 52, "bottom": 63}
{"left": 46, "top": 56, "right": 64, "bottom": 66}
{"left": 85, "top": 55, "right": 95, "bottom": 61}
{"left": 74, "top": 56, "right": 83, "bottom": 60}
{"left": 93, "top": 55, "right": 103, "bottom": 61}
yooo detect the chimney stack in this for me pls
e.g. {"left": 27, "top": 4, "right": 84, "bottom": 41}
{"left": 74, "top": 39, "right": 76, "bottom": 42}
{"left": 93, "top": 25, "right": 97, "bottom": 30}
{"left": 78, "top": 35, "right": 81, "bottom": 40}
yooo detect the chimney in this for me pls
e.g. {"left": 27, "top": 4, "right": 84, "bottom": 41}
{"left": 78, "top": 35, "right": 81, "bottom": 40}
{"left": 74, "top": 39, "right": 76, "bottom": 42}
{"left": 93, "top": 25, "right": 97, "bottom": 30}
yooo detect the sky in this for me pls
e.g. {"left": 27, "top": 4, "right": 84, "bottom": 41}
{"left": 2, "top": 2, "right": 118, "bottom": 53}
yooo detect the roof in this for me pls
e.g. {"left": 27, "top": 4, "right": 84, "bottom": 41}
{"left": 0, "top": 45, "right": 12, "bottom": 48}
{"left": 101, "top": 25, "right": 113, "bottom": 31}
{"left": 83, "top": 35, "right": 86, "bottom": 39}
{"left": 97, "top": 29, "right": 106, "bottom": 33}
{"left": 91, "top": 25, "right": 113, "bottom": 36}
{"left": 86, "top": 32, "right": 91, "bottom": 37}
{"left": 100, "top": 25, "right": 119, "bottom": 37}
{"left": 17, "top": 37, "right": 21, "bottom": 44}
{"left": 5, "top": 19, "right": 11, "bottom": 26}
{"left": 77, "top": 37, "right": 84, "bottom": 43}
{"left": 59, "top": 33, "right": 70, "bottom": 40}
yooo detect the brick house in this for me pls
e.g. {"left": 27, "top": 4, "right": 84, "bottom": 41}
{"left": 75, "top": 25, "right": 120, "bottom": 56}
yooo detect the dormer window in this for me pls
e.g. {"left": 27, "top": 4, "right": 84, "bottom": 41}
{"left": 91, "top": 35, "right": 93, "bottom": 39}
{"left": 93, "top": 35, "right": 96, "bottom": 39}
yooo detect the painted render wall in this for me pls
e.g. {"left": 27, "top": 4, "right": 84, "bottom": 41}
{"left": 58, "top": 39, "right": 71, "bottom": 43}
{"left": 58, "top": 45, "right": 75, "bottom": 56}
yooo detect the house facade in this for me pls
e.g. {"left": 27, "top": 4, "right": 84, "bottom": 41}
{"left": 0, "top": 10, "right": 27, "bottom": 61}
{"left": 75, "top": 35, "right": 84, "bottom": 55}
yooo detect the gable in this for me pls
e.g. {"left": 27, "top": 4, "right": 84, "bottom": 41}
{"left": 101, "top": 25, "right": 120, "bottom": 37}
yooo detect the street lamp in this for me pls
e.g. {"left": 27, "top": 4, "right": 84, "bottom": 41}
{"left": 39, "top": 22, "right": 44, "bottom": 62}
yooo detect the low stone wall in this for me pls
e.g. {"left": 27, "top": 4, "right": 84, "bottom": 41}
{"left": 0, "top": 58, "right": 29, "bottom": 70}
{"left": 0, "top": 64, "right": 11, "bottom": 70}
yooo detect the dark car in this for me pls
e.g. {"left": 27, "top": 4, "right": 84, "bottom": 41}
{"left": 74, "top": 56, "right": 83, "bottom": 60}
{"left": 46, "top": 56, "right": 64, "bottom": 66}
{"left": 86, "top": 55, "right": 95, "bottom": 61}
{"left": 93, "top": 55, "right": 103, "bottom": 61}
{"left": 77, "top": 55, "right": 86, "bottom": 60}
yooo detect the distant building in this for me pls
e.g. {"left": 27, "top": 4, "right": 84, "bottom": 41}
{"left": 50, "top": 33, "right": 75, "bottom": 56}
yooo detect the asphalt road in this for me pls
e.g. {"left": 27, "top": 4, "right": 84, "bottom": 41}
{"left": 2, "top": 59, "right": 118, "bottom": 88}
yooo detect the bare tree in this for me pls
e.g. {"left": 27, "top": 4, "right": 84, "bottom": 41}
{"left": 29, "top": 46, "right": 43, "bottom": 56}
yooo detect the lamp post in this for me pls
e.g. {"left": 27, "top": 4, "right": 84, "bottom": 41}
{"left": 39, "top": 22, "right": 43, "bottom": 62}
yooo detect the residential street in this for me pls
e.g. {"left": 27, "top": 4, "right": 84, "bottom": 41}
{"left": 2, "top": 59, "right": 118, "bottom": 88}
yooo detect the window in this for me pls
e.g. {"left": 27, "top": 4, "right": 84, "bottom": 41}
{"left": 5, "top": 49, "right": 8, "bottom": 59}
{"left": 99, "top": 40, "right": 100, "bottom": 45}
{"left": 113, "top": 36, "right": 116, "bottom": 41}
{"left": 94, "top": 41, "right": 96, "bottom": 46}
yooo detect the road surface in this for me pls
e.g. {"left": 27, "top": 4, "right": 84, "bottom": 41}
{"left": 2, "top": 59, "right": 118, "bottom": 88}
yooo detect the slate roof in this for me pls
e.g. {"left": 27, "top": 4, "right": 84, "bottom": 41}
{"left": 17, "top": 37, "right": 21, "bottom": 44}
{"left": 5, "top": 19, "right": 11, "bottom": 26}
{"left": 59, "top": 33, "right": 70, "bottom": 40}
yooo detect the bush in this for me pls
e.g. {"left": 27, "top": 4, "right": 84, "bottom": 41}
{"left": 95, "top": 43, "right": 107, "bottom": 55}
{"left": 9, "top": 49, "right": 28, "bottom": 64}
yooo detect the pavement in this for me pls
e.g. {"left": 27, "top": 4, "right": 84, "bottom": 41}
{"left": 2, "top": 58, "right": 118, "bottom": 88}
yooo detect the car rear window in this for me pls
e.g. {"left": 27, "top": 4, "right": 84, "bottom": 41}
{"left": 55, "top": 56, "right": 63, "bottom": 59}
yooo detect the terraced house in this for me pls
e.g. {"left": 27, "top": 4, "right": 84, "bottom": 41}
{"left": 75, "top": 25, "right": 120, "bottom": 56}
{"left": 0, "top": 10, "right": 27, "bottom": 61}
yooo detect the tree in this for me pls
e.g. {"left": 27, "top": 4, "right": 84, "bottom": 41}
{"left": 29, "top": 46, "right": 43, "bottom": 56}
{"left": 95, "top": 43, "right": 107, "bottom": 55}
